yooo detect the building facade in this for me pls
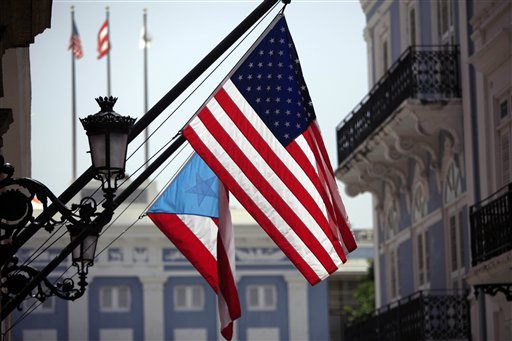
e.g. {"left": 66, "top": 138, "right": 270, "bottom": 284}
{"left": 336, "top": 1, "right": 511, "bottom": 340}
{"left": 10, "top": 182, "right": 371, "bottom": 341}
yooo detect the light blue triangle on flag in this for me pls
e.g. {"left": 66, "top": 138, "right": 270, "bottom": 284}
{"left": 148, "top": 153, "right": 219, "bottom": 218}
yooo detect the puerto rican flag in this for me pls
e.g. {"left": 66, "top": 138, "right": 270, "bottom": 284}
{"left": 147, "top": 153, "right": 240, "bottom": 340}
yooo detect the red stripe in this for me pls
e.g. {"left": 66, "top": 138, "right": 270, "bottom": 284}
{"left": 196, "top": 107, "right": 339, "bottom": 275}
{"left": 184, "top": 125, "right": 322, "bottom": 285}
{"left": 286, "top": 138, "right": 340, "bottom": 233}
{"left": 306, "top": 127, "right": 357, "bottom": 252}
{"left": 308, "top": 124, "right": 356, "bottom": 251}
{"left": 147, "top": 213, "right": 219, "bottom": 290}
{"left": 217, "top": 231, "right": 241, "bottom": 316}
{"left": 214, "top": 88, "right": 346, "bottom": 262}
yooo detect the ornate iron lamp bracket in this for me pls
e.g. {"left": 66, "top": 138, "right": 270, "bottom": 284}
{"left": 0, "top": 157, "right": 99, "bottom": 307}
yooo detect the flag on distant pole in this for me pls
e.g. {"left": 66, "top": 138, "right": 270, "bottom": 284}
{"left": 69, "top": 6, "right": 82, "bottom": 180}
{"left": 97, "top": 19, "right": 110, "bottom": 59}
{"left": 147, "top": 153, "right": 240, "bottom": 340}
{"left": 68, "top": 13, "right": 83, "bottom": 59}
{"left": 183, "top": 14, "right": 357, "bottom": 285}
{"left": 98, "top": 7, "right": 112, "bottom": 96}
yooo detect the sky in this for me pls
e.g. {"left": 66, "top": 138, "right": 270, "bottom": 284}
{"left": 30, "top": 0, "right": 372, "bottom": 229}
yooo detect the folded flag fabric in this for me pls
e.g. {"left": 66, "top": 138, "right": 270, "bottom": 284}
{"left": 97, "top": 19, "right": 110, "bottom": 59}
{"left": 183, "top": 14, "right": 357, "bottom": 285}
{"left": 147, "top": 153, "right": 240, "bottom": 340}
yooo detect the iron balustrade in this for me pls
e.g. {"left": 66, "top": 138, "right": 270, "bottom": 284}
{"left": 344, "top": 290, "right": 470, "bottom": 341}
{"left": 336, "top": 45, "right": 460, "bottom": 165}
{"left": 470, "top": 183, "right": 512, "bottom": 266}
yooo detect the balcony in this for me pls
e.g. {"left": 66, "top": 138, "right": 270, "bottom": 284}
{"left": 470, "top": 184, "right": 512, "bottom": 267}
{"left": 344, "top": 290, "right": 470, "bottom": 341}
{"left": 334, "top": 46, "right": 462, "bottom": 202}
{"left": 337, "top": 45, "right": 460, "bottom": 164}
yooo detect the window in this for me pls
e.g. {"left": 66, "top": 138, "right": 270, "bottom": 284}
{"left": 408, "top": 6, "right": 417, "bottom": 46}
{"left": 385, "top": 204, "right": 398, "bottom": 239}
{"left": 246, "top": 285, "right": 277, "bottom": 311}
{"left": 416, "top": 232, "right": 430, "bottom": 287}
{"left": 444, "top": 161, "right": 462, "bottom": 204}
{"left": 382, "top": 40, "right": 389, "bottom": 72}
{"left": 497, "top": 97, "right": 511, "bottom": 186}
{"left": 448, "top": 212, "right": 465, "bottom": 289}
{"left": 100, "top": 286, "right": 131, "bottom": 312}
{"left": 389, "top": 249, "right": 400, "bottom": 299}
{"left": 437, "top": 0, "right": 454, "bottom": 44}
{"left": 23, "top": 296, "right": 55, "bottom": 313}
{"left": 412, "top": 183, "right": 427, "bottom": 223}
{"left": 174, "top": 285, "right": 205, "bottom": 311}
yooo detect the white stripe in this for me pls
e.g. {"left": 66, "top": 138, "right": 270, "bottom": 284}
{"left": 206, "top": 96, "right": 343, "bottom": 267}
{"left": 223, "top": 80, "right": 331, "bottom": 221}
{"left": 298, "top": 127, "right": 353, "bottom": 253}
{"left": 189, "top": 117, "right": 331, "bottom": 280}
{"left": 218, "top": 182, "right": 237, "bottom": 276}
{"left": 99, "top": 41, "right": 109, "bottom": 51}
{"left": 99, "top": 28, "right": 108, "bottom": 40}
{"left": 177, "top": 214, "right": 217, "bottom": 260}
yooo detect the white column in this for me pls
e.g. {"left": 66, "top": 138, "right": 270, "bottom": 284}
{"left": 141, "top": 276, "right": 166, "bottom": 341}
{"left": 68, "top": 288, "right": 89, "bottom": 340}
{"left": 285, "top": 274, "right": 309, "bottom": 340}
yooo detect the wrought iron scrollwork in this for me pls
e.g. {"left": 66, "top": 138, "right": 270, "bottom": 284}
{"left": 1, "top": 256, "right": 87, "bottom": 310}
{"left": 475, "top": 283, "right": 512, "bottom": 301}
{"left": 0, "top": 156, "right": 98, "bottom": 308}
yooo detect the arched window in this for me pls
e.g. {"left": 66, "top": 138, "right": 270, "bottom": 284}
{"left": 444, "top": 160, "right": 462, "bottom": 204}
{"left": 386, "top": 203, "right": 398, "bottom": 239}
{"left": 412, "top": 182, "right": 428, "bottom": 223}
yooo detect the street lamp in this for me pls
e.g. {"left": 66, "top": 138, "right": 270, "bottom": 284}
{"left": 0, "top": 96, "right": 135, "bottom": 315}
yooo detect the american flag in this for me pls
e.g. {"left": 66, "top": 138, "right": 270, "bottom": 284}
{"left": 97, "top": 19, "right": 110, "bottom": 59}
{"left": 68, "top": 19, "right": 83, "bottom": 59}
{"left": 183, "top": 15, "right": 357, "bottom": 285}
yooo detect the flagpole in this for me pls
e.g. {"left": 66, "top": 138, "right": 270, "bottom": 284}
{"left": 143, "top": 8, "right": 149, "bottom": 169}
{"left": 71, "top": 6, "right": 77, "bottom": 180}
{"left": 106, "top": 6, "right": 111, "bottom": 97}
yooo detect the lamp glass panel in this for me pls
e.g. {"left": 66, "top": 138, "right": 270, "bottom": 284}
{"left": 88, "top": 133, "right": 107, "bottom": 171}
{"left": 108, "top": 132, "right": 128, "bottom": 171}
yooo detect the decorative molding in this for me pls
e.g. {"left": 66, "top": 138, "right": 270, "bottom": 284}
{"left": 474, "top": 283, "right": 512, "bottom": 301}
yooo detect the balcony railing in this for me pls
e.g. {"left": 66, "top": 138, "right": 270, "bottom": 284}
{"left": 470, "top": 183, "right": 512, "bottom": 266}
{"left": 336, "top": 45, "right": 460, "bottom": 165}
{"left": 345, "top": 290, "right": 470, "bottom": 341}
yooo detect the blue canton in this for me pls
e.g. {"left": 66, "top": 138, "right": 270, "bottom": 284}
{"left": 231, "top": 16, "right": 316, "bottom": 147}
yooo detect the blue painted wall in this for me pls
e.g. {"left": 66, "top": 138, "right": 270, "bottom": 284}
{"left": 12, "top": 278, "right": 69, "bottom": 340}
{"left": 164, "top": 276, "right": 217, "bottom": 341}
{"left": 398, "top": 239, "right": 414, "bottom": 296}
{"left": 237, "top": 276, "right": 289, "bottom": 341}
{"left": 428, "top": 220, "right": 446, "bottom": 289}
{"left": 89, "top": 277, "right": 144, "bottom": 341}
{"left": 308, "top": 280, "right": 329, "bottom": 340}
{"left": 379, "top": 253, "right": 388, "bottom": 304}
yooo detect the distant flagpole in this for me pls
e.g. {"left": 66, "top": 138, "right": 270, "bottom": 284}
{"left": 106, "top": 6, "right": 111, "bottom": 96}
{"left": 69, "top": 5, "right": 84, "bottom": 180}
{"left": 143, "top": 8, "right": 149, "bottom": 168}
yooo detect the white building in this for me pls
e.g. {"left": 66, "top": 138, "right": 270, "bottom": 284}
{"left": 10, "top": 181, "right": 371, "bottom": 340}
